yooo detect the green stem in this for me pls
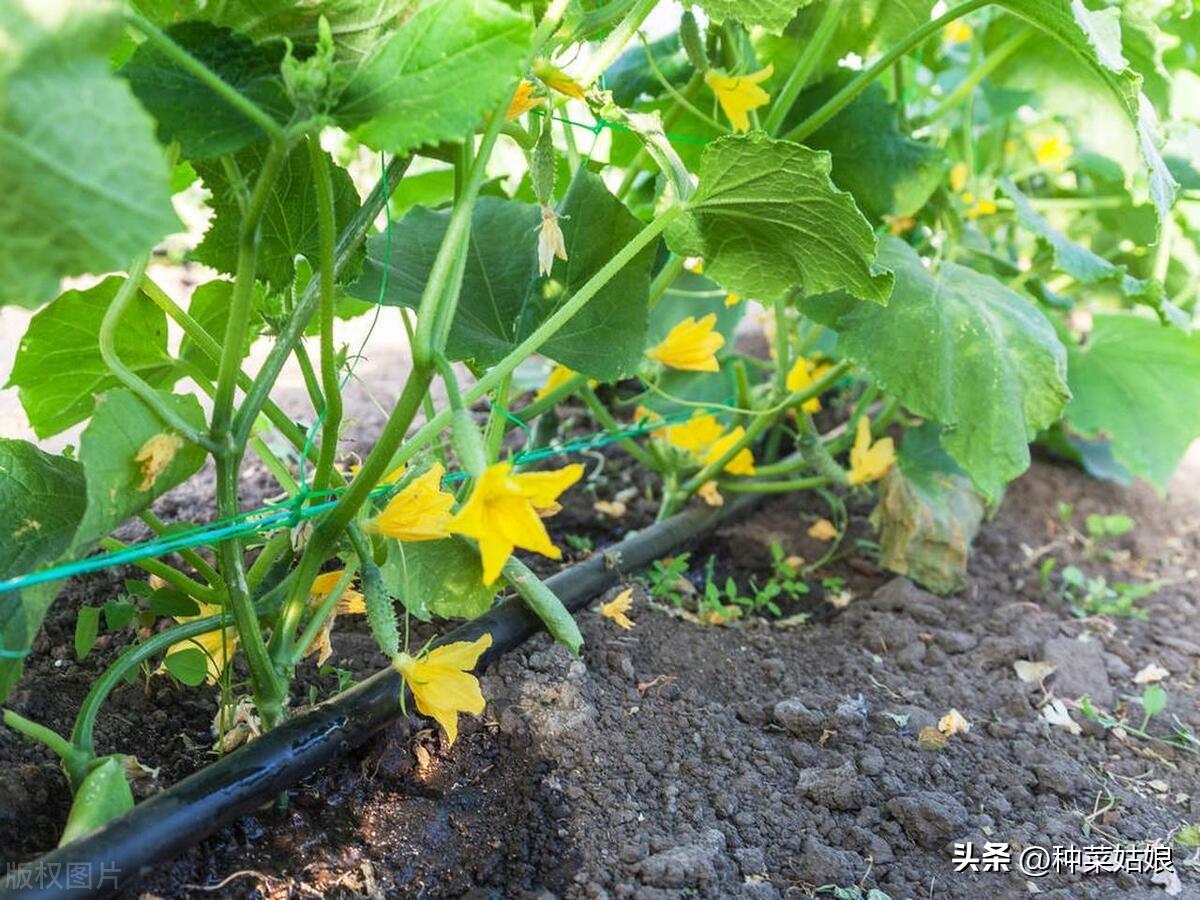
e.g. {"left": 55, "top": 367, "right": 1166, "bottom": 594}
{"left": 719, "top": 475, "right": 829, "bottom": 494}
{"left": 649, "top": 256, "right": 685, "bottom": 309}
{"left": 784, "top": 0, "right": 991, "bottom": 143}
{"left": 516, "top": 372, "right": 588, "bottom": 422}
{"left": 251, "top": 435, "right": 301, "bottom": 495}
{"left": 99, "top": 537, "right": 221, "bottom": 603}
{"left": 124, "top": 11, "right": 285, "bottom": 141}
{"left": 483, "top": 372, "right": 514, "bottom": 463}
{"left": 918, "top": 26, "right": 1032, "bottom": 126}
{"left": 763, "top": 0, "right": 846, "bottom": 135}
{"left": 138, "top": 510, "right": 222, "bottom": 587}
{"left": 284, "top": 562, "right": 359, "bottom": 670}
{"left": 639, "top": 32, "right": 725, "bottom": 130}
{"left": 294, "top": 343, "right": 326, "bottom": 416}
{"left": 308, "top": 137, "right": 342, "bottom": 493}
{"left": 246, "top": 531, "right": 292, "bottom": 589}
{"left": 99, "top": 255, "right": 216, "bottom": 450}
{"left": 4, "top": 710, "right": 88, "bottom": 776}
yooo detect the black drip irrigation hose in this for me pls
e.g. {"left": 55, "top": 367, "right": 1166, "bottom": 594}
{"left": 3, "top": 494, "right": 759, "bottom": 900}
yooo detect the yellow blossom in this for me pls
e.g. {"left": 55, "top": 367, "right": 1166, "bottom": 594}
{"left": 684, "top": 257, "right": 704, "bottom": 274}
{"left": 537, "top": 204, "right": 568, "bottom": 276}
{"left": 367, "top": 464, "right": 455, "bottom": 543}
{"left": 964, "top": 197, "right": 997, "bottom": 220}
{"left": 665, "top": 413, "right": 723, "bottom": 453}
{"left": 450, "top": 462, "right": 583, "bottom": 583}
{"left": 944, "top": 19, "right": 973, "bottom": 43}
{"left": 847, "top": 416, "right": 895, "bottom": 485}
{"left": 704, "top": 427, "right": 756, "bottom": 476}
{"left": 536, "top": 363, "right": 575, "bottom": 401}
{"left": 785, "top": 356, "right": 833, "bottom": 413}
{"left": 599, "top": 588, "right": 636, "bottom": 629}
{"left": 807, "top": 518, "right": 837, "bottom": 541}
{"left": 394, "top": 634, "right": 492, "bottom": 746}
{"left": 633, "top": 406, "right": 666, "bottom": 435}
{"left": 533, "top": 60, "right": 586, "bottom": 99}
{"left": 305, "top": 570, "right": 367, "bottom": 666}
{"left": 506, "top": 79, "right": 543, "bottom": 120}
{"left": 647, "top": 314, "right": 724, "bottom": 372}
{"left": 1034, "top": 135, "right": 1071, "bottom": 169}
{"left": 886, "top": 215, "right": 916, "bottom": 236}
{"left": 164, "top": 602, "right": 239, "bottom": 685}
{"left": 705, "top": 65, "right": 774, "bottom": 132}
{"left": 949, "top": 161, "right": 969, "bottom": 194}
{"left": 724, "top": 293, "right": 742, "bottom": 307}
{"left": 698, "top": 480, "right": 724, "bottom": 507}
{"left": 135, "top": 432, "right": 183, "bottom": 492}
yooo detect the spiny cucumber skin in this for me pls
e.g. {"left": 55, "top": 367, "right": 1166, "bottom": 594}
{"left": 361, "top": 557, "right": 398, "bottom": 659}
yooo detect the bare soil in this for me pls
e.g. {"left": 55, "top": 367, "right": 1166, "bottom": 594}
{"left": 2, "top": 445, "right": 1199, "bottom": 899}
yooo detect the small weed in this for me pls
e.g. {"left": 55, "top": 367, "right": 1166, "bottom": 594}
{"left": 1053, "top": 564, "right": 1159, "bottom": 620}
{"left": 645, "top": 553, "right": 692, "bottom": 606}
{"left": 1085, "top": 513, "right": 1134, "bottom": 541}
{"left": 563, "top": 532, "right": 594, "bottom": 553}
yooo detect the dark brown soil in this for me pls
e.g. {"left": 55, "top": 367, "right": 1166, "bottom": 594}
{"left": 3, "top": 442, "right": 1199, "bottom": 898}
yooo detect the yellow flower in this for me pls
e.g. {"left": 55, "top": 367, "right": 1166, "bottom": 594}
{"left": 536, "top": 363, "right": 576, "bottom": 401}
{"left": 807, "top": 518, "right": 837, "bottom": 542}
{"left": 506, "top": 79, "right": 543, "bottom": 120}
{"left": 964, "top": 197, "right": 997, "bottom": 220}
{"left": 394, "top": 634, "right": 492, "bottom": 746}
{"left": 305, "top": 570, "right": 367, "bottom": 666}
{"left": 949, "top": 161, "right": 969, "bottom": 194}
{"left": 704, "top": 427, "right": 756, "bottom": 476}
{"left": 944, "top": 19, "right": 973, "bottom": 43}
{"left": 450, "top": 462, "right": 584, "bottom": 584}
{"left": 684, "top": 257, "right": 704, "bottom": 274}
{"left": 647, "top": 314, "right": 724, "bottom": 372}
{"left": 533, "top": 59, "right": 586, "bottom": 99}
{"left": 633, "top": 405, "right": 666, "bottom": 435}
{"left": 367, "top": 464, "right": 455, "bottom": 543}
{"left": 164, "top": 603, "right": 238, "bottom": 685}
{"left": 705, "top": 65, "right": 774, "bottom": 132}
{"left": 698, "top": 480, "right": 724, "bottom": 507}
{"left": 1034, "top": 135, "right": 1071, "bottom": 169}
{"left": 847, "top": 416, "right": 895, "bottom": 485}
{"left": 724, "top": 293, "right": 742, "bottom": 308}
{"left": 665, "top": 413, "right": 723, "bottom": 453}
{"left": 785, "top": 356, "right": 833, "bottom": 413}
{"left": 599, "top": 588, "right": 635, "bottom": 629}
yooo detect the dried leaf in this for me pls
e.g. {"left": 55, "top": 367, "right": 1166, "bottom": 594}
{"left": 1014, "top": 659, "right": 1057, "bottom": 685}
{"left": 807, "top": 518, "right": 837, "bottom": 541}
{"left": 1040, "top": 698, "right": 1082, "bottom": 735}
{"left": 938, "top": 708, "right": 971, "bottom": 737}
{"left": 1133, "top": 662, "right": 1169, "bottom": 685}
{"left": 593, "top": 499, "right": 626, "bottom": 518}
{"left": 918, "top": 726, "right": 948, "bottom": 750}
{"left": 134, "top": 432, "right": 184, "bottom": 491}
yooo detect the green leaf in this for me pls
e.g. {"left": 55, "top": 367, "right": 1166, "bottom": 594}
{"left": 193, "top": 142, "right": 361, "bottom": 290}
{"left": 163, "top": 647, "right": 209, "bottom": 687}
{"left": 0, "top": 2, "right": 181, "bottom": 308}
{"left": 121, "top": 22, "right": 290, "bottom": 159}
{"left": 666, "top": 134, "right": 893, "bottom": 306}
{"left": 71, "top": 390, "right": 208, "bottom": 551}
{"left": 0, "top": 440, "right": 86, "bottom": 581}
{"left": 871, "top": 424, "right": 987, "bottom": 595}
{"left": 804, "top": 236, "right": 1070, "bottom": 499}
{"left": 384, "top": 539, "right": 496, "bottom": 621}
{"left": 7, "top": 277, "right": 174, "bottom": 438}
{"left": 1142, "top": 683, "right": 1167, "bottom": 718}
{"left": 697, "top": 0, "right": 811, "bottom": 32}
{"left": 791, "top": 80, "right": 948, "bottom": 220}
{"left": 998, "top": 177, "right": 1175, "bottom": 322}
{"left": 352, "top": 169, "right": 656, "bottom": 380}
{"left": 103, "top": 600, "right": 136, "bottom": 632}
{"left": 992, "top": 0, "right": 1177, "bottom": 223}
{"left": 59, "top": 757, "right": 134, "bottom": 846}
{"left": 334, "top": 0, "right": 531, "bottom": 155}
{"left": 1065, "top": 313, "right": 1200, "bottom": 492}
{"left": 0, "top": 581, "right": 63, "bottom": 703}
{"left": 148, "top": 589, "right": 202, "bottom": 619}
{"left": 75, "top": 607, "right": 102, "bottom": 661}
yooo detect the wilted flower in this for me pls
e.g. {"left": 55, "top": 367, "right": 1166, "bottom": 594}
{"left": 537, "top": 204, "right": 568, "bottom": 276}
{"left": 599, "top": 588, "right": 636, "bottom": 629}
{"left": 847, "top": 416, "right": 895, "bottom": 485}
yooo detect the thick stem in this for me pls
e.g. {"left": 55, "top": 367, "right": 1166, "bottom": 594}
{"left": 578, "top": 0, "right": 659, "bottom": 87}
{"left": 719, "top": 476, "right": 828, "bottom": 494}
{"left": 783, "top": 0, "right": 991, "bottom": 143}
{"left": 308, "top": 138, "right": 343, "bottom": 493}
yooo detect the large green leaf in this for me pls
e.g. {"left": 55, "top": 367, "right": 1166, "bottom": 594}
{"left": 179, "top": 279, "right": 270, "bottom": 379}
{"left": 992, "top": 0, "right": 1177, "bottom": 222}
{"left": 1065, "top": 314, "right": 1200, "bottom": 491}
{"left": 804, "top": 236, "right": 1070, "bottom": 499}
{"left": 334, "top": 0, "right": 530, "bottom": 154}
{"left": 795, "top": 79, "right": 948, "bottom": 219}
{"left": 121, "top": 22, "right": 290, "bottom": 159}
{"left": 667, "top": 134, "right": 893, "bottom": 305}
{"left": 6, "top": 277, "right": 174, "bottom": 438}
{"left": 351, "top": 169, "right": 656, "bottom": 380}
{"left": 0, "top": 440, "right": 85, "bottom": 700}
{"left": 0, "top": 441, "right": 86, "bottom": 581}
{"left": 71, "top": 390, "right": 209, "bottom": 551}
{"left": 193, "top": 142, "right": 361, "bottom": 290}
{"left": 0, "top": 2, "right": 180, "bottom": 308}
{"left": 997, "top": 177, "right": 1180, "bottom": 325}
